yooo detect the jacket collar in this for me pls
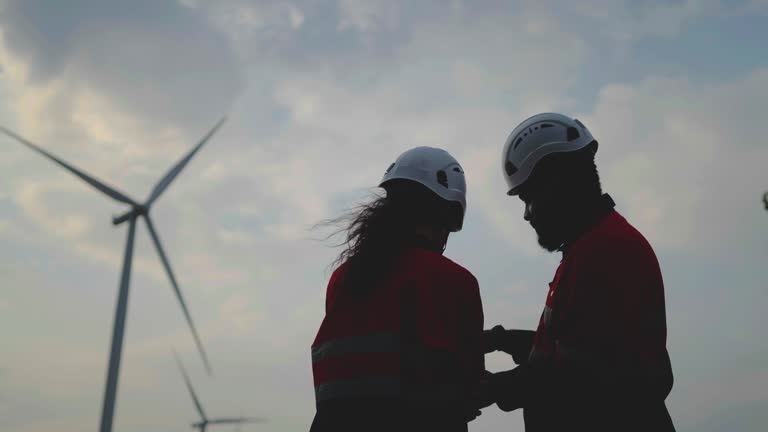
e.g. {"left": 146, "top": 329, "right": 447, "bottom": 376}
{"left": 560, "top": 193, "right": 616, "bottom": 256}
{"left": 408, "top": 234, "right": 446, "bottom": 255}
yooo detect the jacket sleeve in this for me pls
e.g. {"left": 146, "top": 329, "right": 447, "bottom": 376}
{"left": 458, "top": 272, "right": 485, "bottom": 384}
{"left": 408, "top": 269, "right": 484, "bottom": 374}
{"left": 400, "top": 268, "right": 484, "bottom": 422}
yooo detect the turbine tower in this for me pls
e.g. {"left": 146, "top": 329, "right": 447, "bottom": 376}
{"left": 0, "top": 118, "right": 226, "bottom": 432}
{"left": 174, "top": 352, "right": 266, "bottom": 432}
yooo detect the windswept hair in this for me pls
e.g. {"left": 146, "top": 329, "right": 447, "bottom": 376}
{"left": 321, "top": 180, "right": 459, "bottom": 297}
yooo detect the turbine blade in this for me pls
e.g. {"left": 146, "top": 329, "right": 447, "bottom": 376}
{"left": 0, "top": 126, "right": 139, "bottom": 206}
{"left": 145, "top": 215, "right": 212, "bottom": 375}
{"left": 207, "top": 418, "right": 267, "bottom": 425}
{"left": 145, "top": 117, "right": 226, "bottom": 206}
{"left": 173, "top": 350, "right": 208, "bottom": 421}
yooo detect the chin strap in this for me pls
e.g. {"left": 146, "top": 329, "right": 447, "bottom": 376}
{"left": 439, "top": 230, "right": 448, "bottom": 254}
{"left": 436, "top": 228, "right": 449, "bottom": 254}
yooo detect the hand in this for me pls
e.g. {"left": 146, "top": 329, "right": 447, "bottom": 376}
{"left": 483, "top": 326, "right": 536, "bottom": 364}
{"left": 502, "top": 330, "right": 536, "bottom": 364}
{"left": 463, "top": 407, "right": 482, "bottom": 422}
{"left": 469, "top": 370, "right": 496, "bottom": 411}
{"left": 488, "top": 368, "right": 526, "bottom": 412}
{"left": 482, "top": 325, "right": 508, "bottom": 354}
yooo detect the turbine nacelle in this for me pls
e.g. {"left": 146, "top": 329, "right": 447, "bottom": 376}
{"left": 112, "top": 205, "right": 149, "bottom": 226}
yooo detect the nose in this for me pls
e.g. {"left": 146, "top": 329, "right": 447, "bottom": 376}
{"left": 524, "top": 202, "right": 533, "bottom": 222}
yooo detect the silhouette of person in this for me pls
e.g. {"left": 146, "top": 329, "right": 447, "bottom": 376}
{"left": 476, "top": 113, "right": 675, "bottom": 432}
{"left": 310, "top": 147, "right": 484, "bottom": 432}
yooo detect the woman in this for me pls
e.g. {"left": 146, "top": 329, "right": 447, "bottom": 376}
{"left": 310, "top": 147, "right": 485, "bottom": 432}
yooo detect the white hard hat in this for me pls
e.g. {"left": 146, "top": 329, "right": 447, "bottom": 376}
{"left": 502, "top": 112, "right": 597, "bottom": 195}
{"left": 379, "top": 146, "right": 467, "bottom": 231}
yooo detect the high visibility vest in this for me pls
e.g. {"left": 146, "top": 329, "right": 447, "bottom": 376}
{"left": 312, "top": 331, "right": 402, "bottom": 401}
{"left": 311, "top": 248, "right": 484, "bottom": 407}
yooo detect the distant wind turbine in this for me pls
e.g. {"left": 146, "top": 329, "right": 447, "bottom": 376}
{"left": 0, "top": 118, "right": 226, "bottom": 432}
{"left": 174, "top": 351, "right": 266, "bottom": 432}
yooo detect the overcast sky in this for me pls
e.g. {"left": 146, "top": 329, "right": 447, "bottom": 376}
{"left": 0, "top": 1, "right": 766, "bottom": 431}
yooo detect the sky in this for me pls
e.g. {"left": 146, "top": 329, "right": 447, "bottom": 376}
{"left": 0, "top": 0, "right": 766, "bottom": 431}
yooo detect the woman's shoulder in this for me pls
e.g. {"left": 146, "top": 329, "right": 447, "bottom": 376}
{"left": 403, "top": 248, "right": 478, "bottom": 286}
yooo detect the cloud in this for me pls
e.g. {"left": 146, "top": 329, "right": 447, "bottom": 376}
{"left": 562, "top": 0, "right": 719, "bottom": 41}
{"left": 583, "top": 68, "right": 768, "bottom": 253}
{"left": 215, "top": 292, "right": 265, "bottom": 337}
{"left": 181, "top": 0, "right": 306, "bottom": 42}
{"left": 336, "top": 0, "right": 399, "bottom": 31}
{"left": 1, "top": 2, "right": 767, "bottom": 432}
{"left": 672, "top": 367, "right": 768, "bottom": 431}
{"left": 141, "top": 1, "right": 768, "bottom": 262}
{"left": 0, "top": 0, "right": 243, "bottom": 145}
{"left": 210, "top": 6, "right": 594, "bottom": 248}
{"left": 9, "top": 178, "right": 178, "bottom": 283}
{"left": 15, "top": 180, "right": 93, "bottom": 238}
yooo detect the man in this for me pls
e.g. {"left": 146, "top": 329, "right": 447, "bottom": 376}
{"left": 478, "top": 113, "right": 675, "bottom": 431}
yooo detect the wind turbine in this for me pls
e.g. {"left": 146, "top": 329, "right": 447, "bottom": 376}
{"left": 0, "top": 118, "right": 226, "bottom": 432}
{"left": 174, "top": 352, "right": 266, "bottom": 432}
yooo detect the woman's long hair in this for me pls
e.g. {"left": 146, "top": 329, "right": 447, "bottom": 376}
{"left": 323, "top": 179, "right": 460, "bottom": 297}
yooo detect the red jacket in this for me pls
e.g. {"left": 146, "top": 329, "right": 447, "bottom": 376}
{"left": 530, "top": 210, "right": 670, "bottom": 374}
{"left": 494, "top": 196, "right": 674, "bottom": 431}
{"left": 311, "top": 246, "right": 484, "bottom": 430}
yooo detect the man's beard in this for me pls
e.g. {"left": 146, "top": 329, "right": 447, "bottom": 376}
{"left": 533, "top": 221, "right": 565, "bottom": 252}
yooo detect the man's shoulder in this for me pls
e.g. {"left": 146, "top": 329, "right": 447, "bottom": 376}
{"left": 566, "top": 211, "right": 665, "bottom": 298}
{"left": 574, "top": 211, "right": 657, "bottom": 262}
